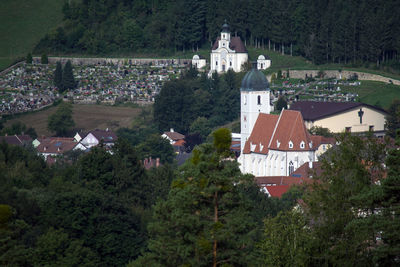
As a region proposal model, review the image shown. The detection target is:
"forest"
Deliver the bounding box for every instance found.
[35,0,400,68]
[1,125,399,266]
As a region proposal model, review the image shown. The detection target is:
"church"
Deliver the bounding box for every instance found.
[237,69,329,177]
[210,23,248,73]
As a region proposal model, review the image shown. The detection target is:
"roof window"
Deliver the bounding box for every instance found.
[289,141,293,149]
[300,141,305,149]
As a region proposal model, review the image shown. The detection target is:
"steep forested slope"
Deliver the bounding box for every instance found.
[35,0,400,67]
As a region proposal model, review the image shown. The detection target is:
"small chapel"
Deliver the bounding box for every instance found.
[210,22,248,73]
[237,68,330,177]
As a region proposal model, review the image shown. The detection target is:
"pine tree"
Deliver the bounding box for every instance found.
[26,53,32,64]
[41,54,48,64]
[54,61,63,91]
[62,60,76,90]
[132,129,261,266]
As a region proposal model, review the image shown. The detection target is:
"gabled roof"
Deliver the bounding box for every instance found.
[243,114,279,154]
[90,130,117,143]
[265,185,290,198]
[291,161,323,178]
[36,137,77,154]
[173,139,186,147]
[310,135,336,148]
[290,101,387,121]
[212,36,248,53]
[269,110,312,151]
[0,135,32,146]
[243,110,313,153]
[163,131,185,141]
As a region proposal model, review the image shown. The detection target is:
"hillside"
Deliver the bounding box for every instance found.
[0,0,63,71]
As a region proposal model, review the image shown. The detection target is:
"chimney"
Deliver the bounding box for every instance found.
[156,158,160,167]
[309,161,313,169]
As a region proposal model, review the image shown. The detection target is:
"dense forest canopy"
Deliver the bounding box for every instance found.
[35,0,400,67]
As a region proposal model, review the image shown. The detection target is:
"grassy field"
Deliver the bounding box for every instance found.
[340,81,400,108]
[4,104,141,137]
[0,0,64,71]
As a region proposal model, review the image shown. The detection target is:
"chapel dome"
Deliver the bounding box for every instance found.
[222,22,230,33]
[240,68,269,91]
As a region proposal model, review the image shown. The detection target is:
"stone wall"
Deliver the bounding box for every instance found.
[32,57,191,66]
[280,69,400,85]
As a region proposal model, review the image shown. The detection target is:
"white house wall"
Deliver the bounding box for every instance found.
[81,133,99,148]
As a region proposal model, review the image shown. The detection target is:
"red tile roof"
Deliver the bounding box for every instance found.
[173,139,186,147]
[265,185,290,198]
[212,36,248,53]
[269,110,312,151]
[291,162,323,178]
[310,135,336,148]
[243,110,314,154]
[243,114,279,154]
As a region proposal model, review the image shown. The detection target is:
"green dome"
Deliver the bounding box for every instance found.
[240,69,269,91]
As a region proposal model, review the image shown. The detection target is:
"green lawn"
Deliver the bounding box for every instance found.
[0,0,64,71]
[340,81,400,109]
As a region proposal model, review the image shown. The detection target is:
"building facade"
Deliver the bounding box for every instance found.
[210,23,248,73]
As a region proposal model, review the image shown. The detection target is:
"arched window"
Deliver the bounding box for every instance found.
[289,161,294,175]
[257,95,261,105]
[216,61,218,66]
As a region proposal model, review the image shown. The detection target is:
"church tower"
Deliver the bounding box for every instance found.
[240,68,271,152]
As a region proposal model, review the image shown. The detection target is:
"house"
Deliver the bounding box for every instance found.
[290,101,387,136]
[0,134,32,146]
[192,55,206,70]
[36,137,81,160]
[210,22,248,74]
[80,129,117,149]
[257,55,271,70]
[162,128,185,145]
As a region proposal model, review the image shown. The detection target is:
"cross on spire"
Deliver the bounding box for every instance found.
[358,108,364,124]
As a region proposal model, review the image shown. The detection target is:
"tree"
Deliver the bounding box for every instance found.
[47,102,75,136]
[26,53,32,64]
[261,210,311,266]
[385,98,400,138]
[135,134,175,164]
[62,60,76,90]
[189,117,211,140]
[132,129,261,266]
[54,61,63,91]
[309,126,333,137]
[276,96,287,111]
[41,53,48,64]
[303,134,386,266]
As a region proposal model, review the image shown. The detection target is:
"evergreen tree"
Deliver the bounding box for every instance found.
[385,99,400,138]
[41,53,48,64]
[276,96,287,111]
[62,60,76,90]
[132,129,261,266]
[26,53,32,64]
[54,61,63,91]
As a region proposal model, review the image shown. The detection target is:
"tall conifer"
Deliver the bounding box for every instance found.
[54,61,63,91]
[62,60,76,90]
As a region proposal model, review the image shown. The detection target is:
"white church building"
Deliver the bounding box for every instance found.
[238,69,325,177]
[210,23,248,73]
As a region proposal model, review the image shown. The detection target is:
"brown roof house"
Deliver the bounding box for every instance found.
[290,101,387,136]
[36,137,81,161]
[162,128,185,145]
[0,134,32,146]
